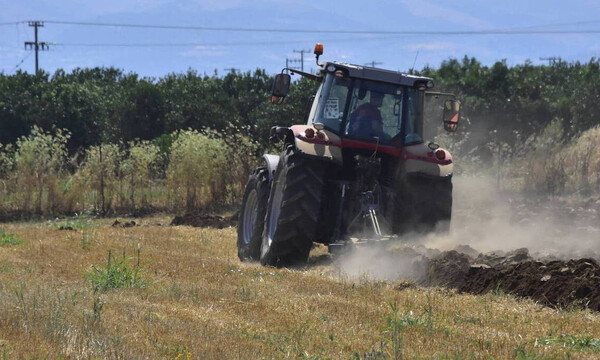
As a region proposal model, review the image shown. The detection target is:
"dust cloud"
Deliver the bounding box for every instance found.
[335,175,600,281]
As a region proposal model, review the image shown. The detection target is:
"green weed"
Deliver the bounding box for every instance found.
[0,229,22,246]
[535,334,600,351]
[353,342,388,359]
[80,231,93,251]
[514,346,542,360]
[52,217,94,230]
[86,247,148,292]
[453,315,481,325]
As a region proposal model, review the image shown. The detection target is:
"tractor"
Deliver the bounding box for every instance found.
[238,44,460,266]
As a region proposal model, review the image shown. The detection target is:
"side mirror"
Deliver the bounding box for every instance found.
[271,73,291,104]
[443,99,460,132]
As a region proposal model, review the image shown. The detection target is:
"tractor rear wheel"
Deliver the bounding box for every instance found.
[237,168,270,261]
[260,147,326,266]
[393,176,452,233]
[416,177,452,231]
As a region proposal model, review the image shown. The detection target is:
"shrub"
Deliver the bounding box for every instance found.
[565,126,600,194]
[219,126,259,205]
[76,144,123,213]
[120,140,161,209]
[13,127,70,215]
[167,129,229,212]
[520,122,600,195]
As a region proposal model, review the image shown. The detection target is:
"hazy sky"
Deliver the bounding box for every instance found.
[2,0,600,77]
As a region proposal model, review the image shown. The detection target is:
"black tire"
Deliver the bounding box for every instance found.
[260,147,326,267]
[393,175,452,233]
[237,168,270,261]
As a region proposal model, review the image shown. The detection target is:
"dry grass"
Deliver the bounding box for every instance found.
[0,217,599,359]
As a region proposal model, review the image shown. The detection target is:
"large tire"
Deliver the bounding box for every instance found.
[260,147,326,266]
[393,175,452,233]
[237,168,270,261]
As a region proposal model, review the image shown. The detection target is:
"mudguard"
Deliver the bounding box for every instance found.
[401,143,453,178]
[289,125,343,163]
[263,154,280,182]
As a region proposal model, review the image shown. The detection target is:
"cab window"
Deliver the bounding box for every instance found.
[312,74,350,133]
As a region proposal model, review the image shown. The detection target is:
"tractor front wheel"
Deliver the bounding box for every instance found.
[237,168,270,261]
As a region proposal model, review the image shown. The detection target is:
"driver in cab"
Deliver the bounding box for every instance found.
[348,91,390,141]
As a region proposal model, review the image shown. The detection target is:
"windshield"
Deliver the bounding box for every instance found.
[311,73,424,145]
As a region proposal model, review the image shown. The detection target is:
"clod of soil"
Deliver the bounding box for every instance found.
[112,220,137,228]
[420,250,472,289]
[170,214,236,228]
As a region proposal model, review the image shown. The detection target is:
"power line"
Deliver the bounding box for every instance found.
[38,19,600,35]
[54,41,327,47]
[14,51,33,70]
[0,21,24,26]
[50,34,405,48]
[4,19,600,34]
[505,20,600,31]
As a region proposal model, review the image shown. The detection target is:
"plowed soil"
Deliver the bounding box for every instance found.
[419,248,600,311]
[170,213,237,228]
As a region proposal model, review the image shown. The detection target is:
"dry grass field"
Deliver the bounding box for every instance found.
[0,216,599,359]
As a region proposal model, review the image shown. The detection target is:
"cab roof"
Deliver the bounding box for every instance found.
[322,61,434,88]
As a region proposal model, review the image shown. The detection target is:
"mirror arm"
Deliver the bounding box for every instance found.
[425,91,456,99]
[281,67,322,82]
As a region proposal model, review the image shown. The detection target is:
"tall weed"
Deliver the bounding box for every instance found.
[120,140,161,209]
[13,126,70,215]
[76,144,123,213]
[86,248,148,292]
[167,129,228,212]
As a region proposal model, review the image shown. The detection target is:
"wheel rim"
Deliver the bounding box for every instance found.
[242,189,258,245]
[266,175,284,248]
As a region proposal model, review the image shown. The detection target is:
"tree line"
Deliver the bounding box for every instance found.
[420,57,600,156]
[2,58,600,154]
[0,57,599,217]
[0,68,318,152]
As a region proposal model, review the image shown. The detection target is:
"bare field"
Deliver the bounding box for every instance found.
[0,216,599,359]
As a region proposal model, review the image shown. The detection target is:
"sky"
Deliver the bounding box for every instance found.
[2,0,600,78]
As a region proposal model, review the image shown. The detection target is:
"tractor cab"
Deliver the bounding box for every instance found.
[307,65,430,146]
[271,44,460,151]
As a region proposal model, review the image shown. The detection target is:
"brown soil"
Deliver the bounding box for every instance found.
[170,213,237,228]
[419,248,600,311]
[112,219,137,228]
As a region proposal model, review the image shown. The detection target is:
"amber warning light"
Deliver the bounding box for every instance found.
[314,43,324,64]
[314,43,324,56]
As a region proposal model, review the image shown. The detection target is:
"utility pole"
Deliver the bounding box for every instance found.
[293,49,311,72]
[24,21,49,74]
[286,58,302,71]
[365,61,382,68]
[540,57,561,66]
